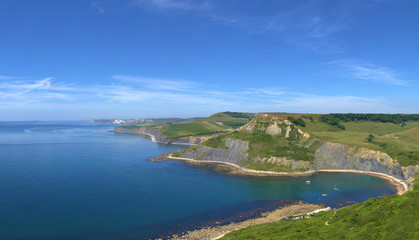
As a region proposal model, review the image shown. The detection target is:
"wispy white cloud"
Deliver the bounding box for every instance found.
[209,14,238,26]
[113,75,199,91]
[135,0,211,11]
[90,2,105,14]
[0,77,77,99]
[264,3,347,39]
[1,76,416,115]
[99,87,233,105]
[327,59,408,86]
[127,0,410,55]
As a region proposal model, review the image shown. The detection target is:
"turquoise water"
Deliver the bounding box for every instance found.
[0,122,396,239]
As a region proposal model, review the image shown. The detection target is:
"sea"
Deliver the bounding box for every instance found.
[0,121,396,239]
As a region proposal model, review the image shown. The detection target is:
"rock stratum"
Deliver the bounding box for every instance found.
[180,138,249,166]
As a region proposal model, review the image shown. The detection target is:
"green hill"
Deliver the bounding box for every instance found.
[199,113,419,167]
[120,112,255,140]
[221,174,419,240]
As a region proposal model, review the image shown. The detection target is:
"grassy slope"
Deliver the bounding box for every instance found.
[221,174,419,240]
[159,112,255,140]
[300,120,419,166]
[121,112,256,140]
[159,121,227,140]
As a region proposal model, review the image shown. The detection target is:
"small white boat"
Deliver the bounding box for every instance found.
[305,180,311,184]
[334,184,339,191]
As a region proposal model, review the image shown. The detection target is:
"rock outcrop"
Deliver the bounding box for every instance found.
[180,139,249,166]
[241,118,310,139]
[114,127,210,145]
[312,142,407,180]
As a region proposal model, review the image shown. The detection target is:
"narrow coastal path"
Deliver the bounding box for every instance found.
[325,211,337,226]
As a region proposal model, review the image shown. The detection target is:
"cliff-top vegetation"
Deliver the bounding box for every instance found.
[298,115,419,166]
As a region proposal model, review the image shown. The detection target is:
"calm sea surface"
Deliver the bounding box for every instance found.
[0,122,396,239]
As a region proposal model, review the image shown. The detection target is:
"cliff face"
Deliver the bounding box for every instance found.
[114,127,209,145]
[172,113,419,182]
[180,139,249,166]
[178,138,415,181]
[313,142,407,180]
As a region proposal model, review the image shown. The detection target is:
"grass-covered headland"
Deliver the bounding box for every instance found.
[196,112,419,167]
[120,111,255,140]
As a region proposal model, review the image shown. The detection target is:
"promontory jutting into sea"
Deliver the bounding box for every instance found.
[1,112,417,239]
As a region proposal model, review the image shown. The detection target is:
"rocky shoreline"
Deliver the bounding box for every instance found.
[160,202,325,240]
[148,154,408,240]
[154,155,315,178]
[155,154,408,195]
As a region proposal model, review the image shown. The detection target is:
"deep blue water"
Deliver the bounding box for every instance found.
[0,122,396,239]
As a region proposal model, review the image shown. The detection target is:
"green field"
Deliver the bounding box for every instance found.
[221,174,419,240]
[159,121,227,140]
[121,112,255,140]
[158,112,255,139]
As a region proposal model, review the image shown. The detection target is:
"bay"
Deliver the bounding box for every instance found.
[0,122,395,239]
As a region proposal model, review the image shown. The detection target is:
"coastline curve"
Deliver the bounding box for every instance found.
[162,155,408,195]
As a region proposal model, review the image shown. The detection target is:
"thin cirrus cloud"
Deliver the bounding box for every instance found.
[327,60,408,86]
[90,2,105,14]
[1,75,413,115]
[0,78,75,101]
[264,2,347,39]
[132,0,349,53]
[113,75,199,91]
[135,0,211,11]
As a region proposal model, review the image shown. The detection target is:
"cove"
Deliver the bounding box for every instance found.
[0,122,396,240]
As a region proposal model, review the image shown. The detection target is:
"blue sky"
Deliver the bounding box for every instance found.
[0,0,418,120]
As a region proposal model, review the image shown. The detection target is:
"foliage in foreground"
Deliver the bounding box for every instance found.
[221,175,419,240]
